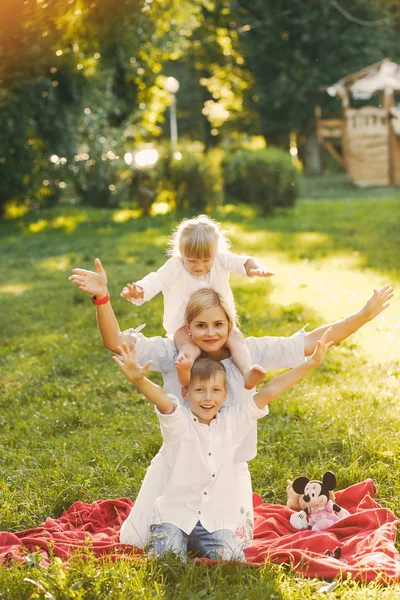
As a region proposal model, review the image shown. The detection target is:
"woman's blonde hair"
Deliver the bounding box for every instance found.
[185,288,235,332]
[167,214,230,259]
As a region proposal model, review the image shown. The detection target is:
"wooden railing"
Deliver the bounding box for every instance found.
[317,118,345,166]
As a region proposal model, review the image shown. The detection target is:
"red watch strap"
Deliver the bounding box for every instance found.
[91,293,110,305]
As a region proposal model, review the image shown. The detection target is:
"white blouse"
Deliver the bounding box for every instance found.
[129,252,250,336]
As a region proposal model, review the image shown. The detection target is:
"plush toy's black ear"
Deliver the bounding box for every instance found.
[292,476,309,495]
[322,471,336,491]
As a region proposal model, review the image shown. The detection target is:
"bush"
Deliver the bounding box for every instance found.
[222,147,299,214]
[168,151,222,214]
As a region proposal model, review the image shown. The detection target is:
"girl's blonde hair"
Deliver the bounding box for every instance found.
[185,288,234,332]
[167,214,230,259]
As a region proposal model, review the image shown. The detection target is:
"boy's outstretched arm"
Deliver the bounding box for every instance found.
[254,329,333,409]
[304,284,393,355]
[113,343,174,414]
[244,257,274,277]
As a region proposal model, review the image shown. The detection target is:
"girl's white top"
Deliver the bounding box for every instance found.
[118,328,306,548]
[130,252,250,335]
[153,396,268,536]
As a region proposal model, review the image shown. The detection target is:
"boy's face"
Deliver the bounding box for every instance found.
[182,374,227,425]
[182,255,215,277]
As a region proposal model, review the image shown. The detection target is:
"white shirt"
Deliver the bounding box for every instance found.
[130,252,249,335]
[123,329,306,462]
[119,329,306,547]
[153,396,268,535]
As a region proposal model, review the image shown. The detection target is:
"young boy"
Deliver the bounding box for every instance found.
[113,330,333,562]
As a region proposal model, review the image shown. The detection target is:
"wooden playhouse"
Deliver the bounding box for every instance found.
[317,59,400,186]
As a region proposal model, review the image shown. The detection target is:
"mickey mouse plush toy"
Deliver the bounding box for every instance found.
[289,471,350,531]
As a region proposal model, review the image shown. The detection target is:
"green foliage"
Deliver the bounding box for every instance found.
[167,150,222,214]
[178,0,255,145]
[236,0,396,134]
[0,0,202,214]
[222,148,299,214]
[1,0,398,212]
[373,0,400,36]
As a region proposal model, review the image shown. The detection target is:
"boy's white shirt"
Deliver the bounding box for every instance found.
[118,327,307,548]
[120,329,307,463]
[152,395,268,536]
[130,252,250,336]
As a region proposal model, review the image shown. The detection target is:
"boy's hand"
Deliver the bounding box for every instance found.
[69,258,108,298]
[309,328,334,366]
[120,282,145,301]
[112,342,152,383]
[360,284,393,322]
[247,266,274,277]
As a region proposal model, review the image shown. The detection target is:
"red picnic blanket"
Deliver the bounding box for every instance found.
[0,498,137,566]
[1,479,399,583]
[247,479,400,583]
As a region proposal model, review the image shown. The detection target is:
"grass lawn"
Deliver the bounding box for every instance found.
[1,176,400,598]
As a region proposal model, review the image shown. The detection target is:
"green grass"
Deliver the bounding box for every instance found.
[1,176,400,598]
[300,173,400,201]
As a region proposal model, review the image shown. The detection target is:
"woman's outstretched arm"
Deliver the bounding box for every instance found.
[69,257,123,353]
[304,284,393,356]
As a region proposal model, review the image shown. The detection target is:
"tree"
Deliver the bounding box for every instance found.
[159,0,255,149]
[0,0,201,212]
[234,0,395,173]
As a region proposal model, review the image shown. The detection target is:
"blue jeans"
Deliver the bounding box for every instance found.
[146,521,246,562]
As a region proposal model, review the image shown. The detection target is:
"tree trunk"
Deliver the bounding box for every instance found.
[301,118,322,175]
[262,132,289,150]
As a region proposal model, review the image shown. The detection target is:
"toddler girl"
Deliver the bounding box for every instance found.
[120,214,274,388]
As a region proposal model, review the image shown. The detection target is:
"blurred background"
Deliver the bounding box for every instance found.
[0,0,399,219]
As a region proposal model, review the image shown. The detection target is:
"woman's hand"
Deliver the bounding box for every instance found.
[112,342,152,384]
[69,258,108,298]
[360,284,393,322]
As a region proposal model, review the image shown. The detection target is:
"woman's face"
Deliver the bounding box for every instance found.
[187,305,230,356]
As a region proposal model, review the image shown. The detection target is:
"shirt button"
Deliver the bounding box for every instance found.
[212,474,215,478]
[208,452,211,456]
[198,510,201,515]
[193,418,197,422]
[204,491,207,495]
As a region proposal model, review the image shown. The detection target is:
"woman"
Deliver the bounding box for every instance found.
[69,258,392,547]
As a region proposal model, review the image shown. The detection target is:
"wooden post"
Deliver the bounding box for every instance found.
[384,89,395,184]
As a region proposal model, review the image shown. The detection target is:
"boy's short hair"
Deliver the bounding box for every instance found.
[189,357,227,386]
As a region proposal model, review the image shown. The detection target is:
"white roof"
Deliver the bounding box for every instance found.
[327,60,400,101]
[350,61,400,99]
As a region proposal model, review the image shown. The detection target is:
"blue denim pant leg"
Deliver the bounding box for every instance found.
[188,522,246,562]
[146,523,188,561]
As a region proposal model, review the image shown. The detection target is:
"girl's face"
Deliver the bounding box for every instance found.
[182,255,214,277]
[187,305,230,357]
